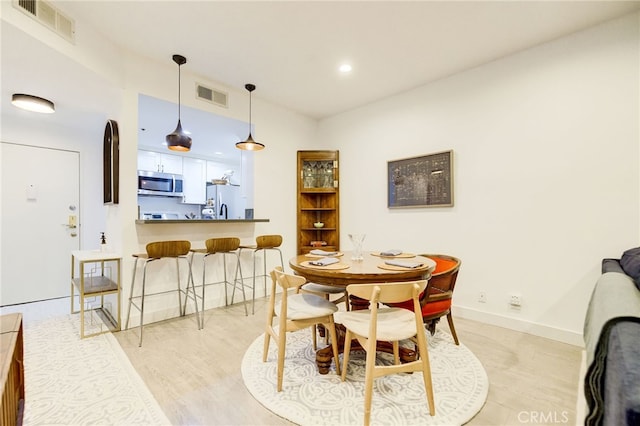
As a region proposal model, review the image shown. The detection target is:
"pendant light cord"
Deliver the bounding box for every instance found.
[177,63,181,121]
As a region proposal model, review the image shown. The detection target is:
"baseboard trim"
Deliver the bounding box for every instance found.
[454,306,584,346]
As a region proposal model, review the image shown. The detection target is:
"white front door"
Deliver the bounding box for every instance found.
[1,143,80,305]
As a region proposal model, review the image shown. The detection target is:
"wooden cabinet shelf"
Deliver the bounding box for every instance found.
[297,151,339,254]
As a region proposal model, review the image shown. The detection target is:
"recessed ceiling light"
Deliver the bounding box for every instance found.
[339,63,352,73]
[11,93,55,113]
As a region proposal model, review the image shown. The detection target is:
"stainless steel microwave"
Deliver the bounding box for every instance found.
[137,170,184,197]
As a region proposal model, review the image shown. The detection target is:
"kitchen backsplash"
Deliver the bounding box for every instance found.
[138,196,201,219]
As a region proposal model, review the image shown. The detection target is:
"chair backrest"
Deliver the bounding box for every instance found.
[346,280,427,307]
[346,281,428,340]
[271,266,305,291]
[205,237,240,253]
[146,240,191,258]
[420,254,461,295]
[268,267,306,320]
[256,234,283,249]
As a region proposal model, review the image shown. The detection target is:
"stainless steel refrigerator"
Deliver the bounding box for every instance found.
[206,183,243,219]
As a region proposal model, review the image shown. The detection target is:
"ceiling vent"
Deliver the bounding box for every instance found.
[196,83,228,108]
[13,0,75,42]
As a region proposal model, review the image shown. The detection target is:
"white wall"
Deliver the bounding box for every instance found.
[0,86,114,253]
[318,13,640,345]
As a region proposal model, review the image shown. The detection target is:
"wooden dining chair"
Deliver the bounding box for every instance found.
[386,254,461,345]
[263,267,341,392]
[337,280,435,426]
[419,254,461,344]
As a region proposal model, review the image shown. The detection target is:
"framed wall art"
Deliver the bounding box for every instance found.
[387,150,453,208]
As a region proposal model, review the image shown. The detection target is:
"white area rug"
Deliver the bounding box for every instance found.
[22,314,171,425]
[242,329,488,426]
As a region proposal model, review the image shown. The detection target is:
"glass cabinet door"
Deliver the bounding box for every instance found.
[302,160,336,189]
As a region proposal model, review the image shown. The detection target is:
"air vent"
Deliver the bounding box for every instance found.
[196,83,228,108]
[14,0,75,42]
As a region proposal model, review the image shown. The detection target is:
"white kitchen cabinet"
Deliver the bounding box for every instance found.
[206,161,224,183]
[137,150,183,174]
[182,157,206,204]
[207,160,240,185]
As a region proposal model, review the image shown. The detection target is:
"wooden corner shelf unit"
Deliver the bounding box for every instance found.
[297,150,339,254]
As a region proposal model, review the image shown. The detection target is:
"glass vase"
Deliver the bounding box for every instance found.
[349,234,366,261]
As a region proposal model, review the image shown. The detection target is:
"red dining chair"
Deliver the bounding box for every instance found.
[387,254,461,345]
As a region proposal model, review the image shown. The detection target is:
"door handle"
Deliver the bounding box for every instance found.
[62,224,77,229]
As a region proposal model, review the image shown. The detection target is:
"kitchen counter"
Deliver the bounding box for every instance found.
[135,218,269,224]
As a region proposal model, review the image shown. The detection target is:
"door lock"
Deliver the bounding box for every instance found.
[63,215,77,229]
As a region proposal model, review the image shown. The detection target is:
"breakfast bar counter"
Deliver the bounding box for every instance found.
[135,219,269,224]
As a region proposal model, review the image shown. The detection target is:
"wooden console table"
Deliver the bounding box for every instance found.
[71,250,122,338]
[1,313,24,426]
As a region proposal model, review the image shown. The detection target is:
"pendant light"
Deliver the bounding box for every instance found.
[166,54,192,152]
[236,83,265,151]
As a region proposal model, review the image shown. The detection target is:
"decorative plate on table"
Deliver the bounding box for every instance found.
[304,252,344,258]
[371,251,416,258]
[301,261,350,270]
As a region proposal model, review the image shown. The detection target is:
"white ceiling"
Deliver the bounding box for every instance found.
[53,0,640,119]
[2,1,639,160]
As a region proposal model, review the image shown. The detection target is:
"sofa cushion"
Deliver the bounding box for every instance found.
[620,247,640,289]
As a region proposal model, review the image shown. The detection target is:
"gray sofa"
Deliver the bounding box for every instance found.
[583,257,640,425]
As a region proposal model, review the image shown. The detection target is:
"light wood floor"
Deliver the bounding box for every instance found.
[115,298,583,425]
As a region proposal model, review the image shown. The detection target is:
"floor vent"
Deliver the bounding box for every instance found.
[14,0,75,43]
[196,83,228,108]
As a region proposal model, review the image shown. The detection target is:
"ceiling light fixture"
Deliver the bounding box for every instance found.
[236,83,264,151]
[166,54,192,152]
[339,63,352,73]
[11,93,55,113]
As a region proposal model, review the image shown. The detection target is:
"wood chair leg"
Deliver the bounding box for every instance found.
[262,332,270,363]
[415,328,436,416]
[311,325,317,350]
[392,340,400,365]
[327,319,341,375]
[363,336,377,426]
[277,333,286,392]
[341,330,352,381]
[446,313,459,345]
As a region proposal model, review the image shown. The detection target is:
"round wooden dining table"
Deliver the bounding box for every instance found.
[289,251,436,373]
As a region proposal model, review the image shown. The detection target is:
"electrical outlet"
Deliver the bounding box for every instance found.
[510,294,522,307]
[478,292,487,303]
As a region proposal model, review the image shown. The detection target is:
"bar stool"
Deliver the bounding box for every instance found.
[125,240,200,346]
[188,237,248,325]
[239,234,285,314]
